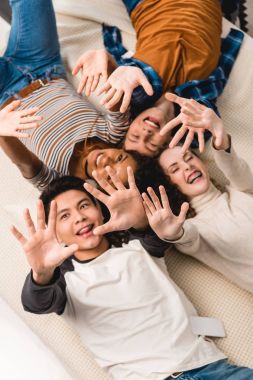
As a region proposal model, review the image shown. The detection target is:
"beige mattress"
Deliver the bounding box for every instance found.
[0,1,253,379]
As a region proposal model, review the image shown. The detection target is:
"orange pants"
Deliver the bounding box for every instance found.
[132,0,222,90]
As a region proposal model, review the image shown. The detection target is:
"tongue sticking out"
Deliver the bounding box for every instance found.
[77,225,93,236]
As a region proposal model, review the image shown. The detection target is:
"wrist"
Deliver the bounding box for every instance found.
[132,214,149,230]
[32,268,55,285]
[163,227,184,242]
[107,53,118,74]
[213,133,230,151]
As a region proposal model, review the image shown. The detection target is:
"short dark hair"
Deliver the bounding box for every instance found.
[40,176,128,247]
[40,176,96,223]
[126,151,188,216]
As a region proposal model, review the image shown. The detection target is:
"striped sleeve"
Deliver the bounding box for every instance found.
[18,79,130,175]
[105,109,131,143]
[25,163,60,191]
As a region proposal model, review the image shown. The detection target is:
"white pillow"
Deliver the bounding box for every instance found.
[0,297,73,380]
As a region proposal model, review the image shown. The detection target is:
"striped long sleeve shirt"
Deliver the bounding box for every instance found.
[19,79,130,189]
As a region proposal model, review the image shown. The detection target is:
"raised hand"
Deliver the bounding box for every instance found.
[97,66,153,113]
[72,49,113,96]
[83,166,147,234]
[11,200,78,285]
[0,100,42,138]
[160,93,228,153]
[142,186,189,241]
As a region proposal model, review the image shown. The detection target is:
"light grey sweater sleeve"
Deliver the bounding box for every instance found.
[162,221,200,255]
[212,139,253,195]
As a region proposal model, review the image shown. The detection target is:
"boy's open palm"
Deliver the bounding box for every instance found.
[84,166,146,234]
[11,200,78,284]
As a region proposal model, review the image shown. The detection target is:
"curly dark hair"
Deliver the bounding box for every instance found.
[126,150,188,216]
[40,176,128,247]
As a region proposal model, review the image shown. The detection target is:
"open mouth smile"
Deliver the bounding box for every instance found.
[187,171,203,184]
[143,117,161,129]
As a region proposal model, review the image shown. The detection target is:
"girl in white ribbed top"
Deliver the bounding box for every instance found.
[142,94,253,293]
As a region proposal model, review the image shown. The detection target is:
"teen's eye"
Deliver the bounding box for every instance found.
[80,203,89,209]
[148,143,158,152]
[60,213,69,220]
[185,155,193,161]
[149,142,158,149]
[171,168,179,174]
[116,154,123,162]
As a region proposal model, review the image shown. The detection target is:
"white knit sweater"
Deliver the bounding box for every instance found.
[175,141,253,293]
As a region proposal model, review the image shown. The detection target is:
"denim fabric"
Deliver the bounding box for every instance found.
[121,0,143,14]
[0,0,66,105]
[166,360,253,380]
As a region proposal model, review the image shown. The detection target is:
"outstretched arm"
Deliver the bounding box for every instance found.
[0,100,43,178]
[142,185,200,253]
[212,140,253,195]
[12,200,78,314]
[21,267,67,315]
[160,93,229,153]
[0,100,42,137]
[11,200,78,285]
[0,134,44,179]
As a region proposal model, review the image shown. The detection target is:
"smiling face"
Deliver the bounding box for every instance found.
[159,147,210,199]
[124,95,175,156]
[55,190,108,260]
[85,148,138,184]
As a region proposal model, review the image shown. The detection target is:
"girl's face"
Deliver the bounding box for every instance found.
[159,147,210,199]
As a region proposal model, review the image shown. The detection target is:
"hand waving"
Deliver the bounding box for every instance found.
[72,49,111,96]
[0,100,42,138]
[97,66,153,113]
[11,200,78,284]
[142,186,189,241]
[160,93,226,153]
[83,166,147,234]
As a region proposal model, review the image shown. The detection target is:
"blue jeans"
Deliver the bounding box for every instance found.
[0,0,66,105]
[166,360,253,380]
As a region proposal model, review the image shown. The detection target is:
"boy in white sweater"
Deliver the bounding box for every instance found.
[12,170,253,379]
